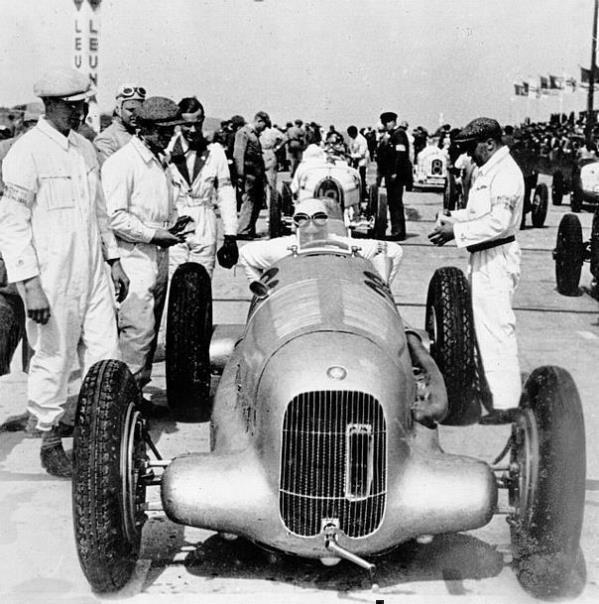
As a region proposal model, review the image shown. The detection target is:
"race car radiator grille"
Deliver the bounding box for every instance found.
[280,391,386,538]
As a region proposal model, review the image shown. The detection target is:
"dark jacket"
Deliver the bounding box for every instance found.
[233,124,265,179]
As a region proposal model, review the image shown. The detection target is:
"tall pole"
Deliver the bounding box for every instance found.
[586,0,598,144]
[73,0,102,133]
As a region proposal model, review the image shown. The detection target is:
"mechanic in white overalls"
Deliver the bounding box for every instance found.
[0,67,129,477]
[102,97,184,418]
[429,117,524,423]
[167,97,238,277]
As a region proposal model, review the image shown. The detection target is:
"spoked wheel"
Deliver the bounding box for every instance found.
[531,183,548,228]
[0,292,24,376]
[551,170,563,205]
[269,190,283,239]
[507,366,586,599]
[553,214,584,296]
[425,266,491,425]
[166,262,213,421]
[73,359,148,592]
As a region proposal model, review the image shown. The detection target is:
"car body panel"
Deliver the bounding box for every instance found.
[414,147,448,189]
[161,248,498,561]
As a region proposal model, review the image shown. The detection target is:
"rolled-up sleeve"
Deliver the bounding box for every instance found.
[238,237,292,282]
[0,145,40,282]
[101,155,156,243]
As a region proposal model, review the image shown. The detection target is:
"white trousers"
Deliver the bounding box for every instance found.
[117,241,168,388]
[24,269,120,431]
[468,245,522,410]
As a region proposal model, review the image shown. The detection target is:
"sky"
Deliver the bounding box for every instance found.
[0,0,596,130]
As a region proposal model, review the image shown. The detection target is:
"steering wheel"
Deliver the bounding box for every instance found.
[300,239,350,251]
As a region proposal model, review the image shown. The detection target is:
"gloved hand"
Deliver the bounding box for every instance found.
[217,235,239,269]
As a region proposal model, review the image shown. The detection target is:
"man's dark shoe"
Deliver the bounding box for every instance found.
[56,422,74,437]
[1,412,30,432]
[40,442,72,478]
[479,408,521,425]
[387,233,406,242]
[236,233,259,241]
[138,397,169,419]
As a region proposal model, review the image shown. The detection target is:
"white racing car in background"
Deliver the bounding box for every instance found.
[413,143,448,190]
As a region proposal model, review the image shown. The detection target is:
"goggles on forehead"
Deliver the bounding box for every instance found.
[292,211,329,227]
[116,85,147,100]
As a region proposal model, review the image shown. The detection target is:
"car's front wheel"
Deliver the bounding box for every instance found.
[509,366,586,599]
[73,359,147,592]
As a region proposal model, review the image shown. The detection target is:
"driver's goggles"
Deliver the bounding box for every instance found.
[292,211,329,227]
[117,85,147,99]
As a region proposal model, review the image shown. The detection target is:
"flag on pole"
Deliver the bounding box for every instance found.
[580,66,593,87]
[540,75,549,94]
[514,82,527,96]
[549,75,564,90]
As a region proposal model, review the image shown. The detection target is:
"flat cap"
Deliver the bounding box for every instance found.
[230,114,246,127]
[380,111,398,123]
[455,117,503,143]
[33,67,92,100]
[137,96,183,125]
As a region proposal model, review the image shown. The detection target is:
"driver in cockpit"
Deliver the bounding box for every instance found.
[238,197,403,283]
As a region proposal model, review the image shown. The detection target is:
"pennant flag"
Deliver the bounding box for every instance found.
[514,83,527,96]
[523,81,530,96]
[549,75,564,90]
[581,66,593,87]
[540,75,549,90]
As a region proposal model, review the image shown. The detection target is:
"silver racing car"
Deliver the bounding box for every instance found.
[72,234,586,599]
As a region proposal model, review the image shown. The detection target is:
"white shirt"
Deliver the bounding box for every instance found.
[349,134,370,167]
[0,117,119,284]
[102,136,177,243]
[452,146,524,248]
[239,233,403,283]
[167,134,237,236]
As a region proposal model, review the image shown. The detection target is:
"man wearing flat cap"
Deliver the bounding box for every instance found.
[429,117,525,424]
[0,67,130,476]
[377,111,412,240]
[102,96,185,418]
[94,82,146,165]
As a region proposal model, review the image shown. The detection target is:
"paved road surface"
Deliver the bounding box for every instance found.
[1,178,598,603]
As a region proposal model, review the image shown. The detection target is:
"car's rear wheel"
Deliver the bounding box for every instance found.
[281,181,294,216]
[73,359,147,593]
[368,185,388,238]
[166,262,212,421]
[571,178,583,212]
[531,183,548,228]
[425,267,490,425]
[551,170,563,205]
[509,366,586,599]
[553,214,583,296]
[269,190,282,239]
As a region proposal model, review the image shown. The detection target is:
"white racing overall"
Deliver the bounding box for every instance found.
[168,136,237,277]
[0,118,121,430]
[451,146,524,410]
[102,136,176,387]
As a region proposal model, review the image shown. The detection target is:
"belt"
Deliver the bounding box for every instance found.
[467,235,515,253]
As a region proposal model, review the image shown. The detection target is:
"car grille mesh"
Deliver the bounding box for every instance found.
[280,391,386,537]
